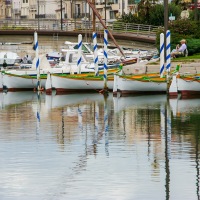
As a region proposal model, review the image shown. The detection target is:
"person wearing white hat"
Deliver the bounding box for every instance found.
[171,39,187,58]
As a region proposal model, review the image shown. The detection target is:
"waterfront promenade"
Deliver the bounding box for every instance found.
[0,29,156,44]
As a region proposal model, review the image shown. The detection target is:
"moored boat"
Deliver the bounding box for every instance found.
[0,51,21,67]
[46,68,118,94]
[113,63,178,96]
[177,74,200,98]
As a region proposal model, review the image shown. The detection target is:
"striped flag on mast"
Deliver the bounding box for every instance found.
[34,31,40,91]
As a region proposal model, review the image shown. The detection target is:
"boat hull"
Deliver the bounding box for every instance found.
[51,75,114,94]
[116,76,167,95]
[3,74,46,91]
[177,77,200,97]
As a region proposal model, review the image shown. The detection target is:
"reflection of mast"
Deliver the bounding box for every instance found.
[165,100,170,200]
[77,106,83,131]
[61,108,64,144]
[104,94,109,156]
[195,128,200,199]
[147,108,151,159]
[36,92,41,137]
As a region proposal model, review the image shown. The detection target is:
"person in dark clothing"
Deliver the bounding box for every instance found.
[3,60,7,69]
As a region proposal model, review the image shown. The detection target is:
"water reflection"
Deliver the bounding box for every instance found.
[0,92,200,199]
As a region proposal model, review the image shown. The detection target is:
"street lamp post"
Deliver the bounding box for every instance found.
[164,0,168,61]
[61,0,63,30]
[70,0,73,18]
[75,0,76,29]
[37,0,40,30]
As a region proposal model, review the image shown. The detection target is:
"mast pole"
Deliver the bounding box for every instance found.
[87,0,125,58]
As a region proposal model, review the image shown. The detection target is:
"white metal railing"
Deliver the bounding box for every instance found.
[0,19,159,38]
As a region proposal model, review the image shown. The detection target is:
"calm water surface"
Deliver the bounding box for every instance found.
[0,91,199,200]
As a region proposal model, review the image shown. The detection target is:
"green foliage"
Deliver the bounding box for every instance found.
[120,2,181,26]
[121,12,141,23]
[186,39,200,55]
[188,9,200,20]
[168,19,198,36]
[149,4,164,26]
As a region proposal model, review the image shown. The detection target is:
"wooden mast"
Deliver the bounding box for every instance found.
[87,0,125,57]
[92,0,96,32]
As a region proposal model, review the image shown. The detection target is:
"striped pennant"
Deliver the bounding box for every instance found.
[160,33,165,77]
[77,34,82,74]
[166,30,171,72]
[93,32,99,76]
[103,30,108,82]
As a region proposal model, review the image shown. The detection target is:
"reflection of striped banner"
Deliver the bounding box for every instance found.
[77,34,82,74]
[34,31,40,91]
[77,107,83,130]
[166,30,171,73]
[167,103,171,159]
[103,30,108,88]
[93,32,99,76]
[160,33,164,78]
[36,91,41,135]
[104,98,109,147]
[95,101,99,132]
[160,104,165,136]
[37,110,40,122]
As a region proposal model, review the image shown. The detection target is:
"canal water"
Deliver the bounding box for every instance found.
[0,35,157,58]
[0,91,199,200]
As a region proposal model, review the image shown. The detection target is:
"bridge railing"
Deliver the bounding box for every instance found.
[0,19,159,38]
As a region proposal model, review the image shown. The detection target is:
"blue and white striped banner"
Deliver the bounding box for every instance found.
[34,31,40,91]
[160,33,165,78]
[166,30,171,72]
[93,32,99,76]
[77,34,82,74]
[103,30,108,88]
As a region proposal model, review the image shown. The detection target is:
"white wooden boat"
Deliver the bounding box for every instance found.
[177,75,200,97]
[114,75,167,95]
[113,64,178,96]
[2,50,97,91]
[47,71,115,94]
[0,51,21,66]
[64,41,138,65]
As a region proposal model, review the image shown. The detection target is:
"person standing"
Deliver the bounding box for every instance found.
[2,60,7,69]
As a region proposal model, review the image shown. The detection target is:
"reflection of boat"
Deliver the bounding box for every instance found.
[0,91,38,108]
[170,97,200,117]
[113,94,167,113]
[45,92,112,109]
